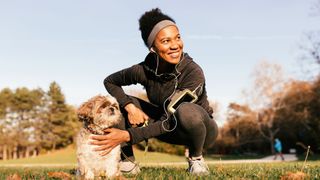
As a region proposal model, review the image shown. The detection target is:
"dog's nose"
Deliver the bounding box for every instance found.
[109,107,115,115]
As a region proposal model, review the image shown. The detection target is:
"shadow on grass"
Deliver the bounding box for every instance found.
[297,153,320,161]
[205,154,266,160]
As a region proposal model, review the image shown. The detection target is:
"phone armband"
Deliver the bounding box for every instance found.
[167,89,198,114]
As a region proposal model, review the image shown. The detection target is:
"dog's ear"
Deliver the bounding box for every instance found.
[77,101,94,122]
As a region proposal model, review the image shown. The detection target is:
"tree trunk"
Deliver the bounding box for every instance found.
[3,145,7,160]
[13,146,18,159]
[8,147,12,159]
[25,146,30,158]
[270,137,275,154]
[19,149,24,159]
[52,143,56,151]
[32,149,37,157]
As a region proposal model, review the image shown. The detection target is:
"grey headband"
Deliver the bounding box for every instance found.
[147,20,176,49]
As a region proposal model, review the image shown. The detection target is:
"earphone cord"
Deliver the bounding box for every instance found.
[161,81,202,132]
[161,75,178,132]
[153,52,184,132]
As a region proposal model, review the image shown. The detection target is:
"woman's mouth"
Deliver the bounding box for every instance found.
[169,51,180,58]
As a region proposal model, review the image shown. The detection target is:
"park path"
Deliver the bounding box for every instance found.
[0,154,298,167]
[140,154,298,167]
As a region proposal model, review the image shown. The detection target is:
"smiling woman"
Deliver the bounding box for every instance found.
[89,8,219,176]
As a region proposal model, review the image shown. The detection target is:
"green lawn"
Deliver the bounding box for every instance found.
[0,146,267,166]
[1,162,320,179]
[1,147,320,179]
[0,146,186,165]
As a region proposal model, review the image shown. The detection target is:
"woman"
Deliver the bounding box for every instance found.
[90,8,218,175]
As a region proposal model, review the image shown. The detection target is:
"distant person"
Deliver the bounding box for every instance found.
[273,138,285,161]
[89,8,218,176]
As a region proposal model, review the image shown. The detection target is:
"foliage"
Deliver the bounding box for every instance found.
[42,82,80,150]
[0,82,79,160]
[210,103,267,154]
[216,58,320,155]
[136,139,186,156]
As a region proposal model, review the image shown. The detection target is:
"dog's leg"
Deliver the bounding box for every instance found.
[85,168,95,180]
[105,145,121,178]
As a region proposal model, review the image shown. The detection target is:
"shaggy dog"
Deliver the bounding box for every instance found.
[76,95,122,179]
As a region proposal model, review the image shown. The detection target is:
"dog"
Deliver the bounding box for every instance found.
[76,95,122,179]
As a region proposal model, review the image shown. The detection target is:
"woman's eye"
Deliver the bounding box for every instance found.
[162,40,169,44]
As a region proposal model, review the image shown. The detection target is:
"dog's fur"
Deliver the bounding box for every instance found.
[76,95,122,179]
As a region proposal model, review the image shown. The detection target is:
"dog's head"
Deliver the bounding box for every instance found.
[77,95,122,130]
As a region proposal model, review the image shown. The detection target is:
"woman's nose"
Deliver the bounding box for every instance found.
[170,41,179,49]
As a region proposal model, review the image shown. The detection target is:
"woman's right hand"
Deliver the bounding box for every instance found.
[124,103,149,127]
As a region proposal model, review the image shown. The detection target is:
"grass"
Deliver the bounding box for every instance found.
[0,146,186,165]
[1,162,320,179]
[1,147,320,179]
[0,146,265,165]
[0,146,77,165]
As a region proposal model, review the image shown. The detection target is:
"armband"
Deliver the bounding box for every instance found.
[167,89,198,114]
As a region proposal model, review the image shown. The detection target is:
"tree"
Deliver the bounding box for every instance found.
[309,77,320,152]
[3,87,44,159]
[224,103,264,153]
[0,88,13,160]
[243,61,289,154]
[298,0,320,79]
[43,82,79,150]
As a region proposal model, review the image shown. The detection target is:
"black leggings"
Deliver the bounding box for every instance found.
[120,97,218,159]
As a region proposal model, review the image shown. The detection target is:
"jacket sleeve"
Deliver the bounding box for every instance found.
[126,115,171,144]
[104,64,146,108]
[179,62,205,96]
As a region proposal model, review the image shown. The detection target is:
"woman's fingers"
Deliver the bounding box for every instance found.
[88,128,127,156]
[127,107,149,126]
[99,148,112,156]
[90,139,108,145]
[93,144,110,151]
[90,134,107,141]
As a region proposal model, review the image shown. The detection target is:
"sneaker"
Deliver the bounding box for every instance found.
[119,160,141,175]
[187,156,209,176]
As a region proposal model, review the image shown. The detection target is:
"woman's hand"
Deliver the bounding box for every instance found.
[90,128,130,156]
[125,103,149,126]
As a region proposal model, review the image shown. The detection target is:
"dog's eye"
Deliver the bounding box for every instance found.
[100,104,107,109]
[111,103,119,110]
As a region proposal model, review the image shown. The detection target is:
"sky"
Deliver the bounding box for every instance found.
[1,0,320,126]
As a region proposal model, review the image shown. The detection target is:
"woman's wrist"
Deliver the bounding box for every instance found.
[124,103,136,113]
[123,130,131,142]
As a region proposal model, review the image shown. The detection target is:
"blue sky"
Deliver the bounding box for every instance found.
[1,0,319,125]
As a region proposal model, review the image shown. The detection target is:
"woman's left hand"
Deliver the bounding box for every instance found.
[90,128,130,156]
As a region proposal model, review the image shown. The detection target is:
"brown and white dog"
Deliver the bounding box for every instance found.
[76,95,122,179]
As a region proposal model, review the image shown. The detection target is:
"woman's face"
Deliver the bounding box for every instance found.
[153,25,183,64]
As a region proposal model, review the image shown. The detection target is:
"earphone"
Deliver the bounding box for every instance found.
[150,47,156,53]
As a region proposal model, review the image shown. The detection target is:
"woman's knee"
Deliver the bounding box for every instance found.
[204,120,219,148]
[175,103,207,128]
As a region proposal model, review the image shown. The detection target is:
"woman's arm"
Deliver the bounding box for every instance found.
[104,64,146,108]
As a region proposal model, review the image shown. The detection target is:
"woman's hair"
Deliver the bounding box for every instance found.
[139,8,175,47]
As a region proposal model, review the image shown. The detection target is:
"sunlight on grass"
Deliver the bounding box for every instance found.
[0,146,77,165]
[0,146,186,165]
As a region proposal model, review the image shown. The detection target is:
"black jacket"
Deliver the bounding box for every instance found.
[104,52,213,144]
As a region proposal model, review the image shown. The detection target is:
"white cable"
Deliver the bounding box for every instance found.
[153,53,184,132]
[161,74,179,132]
